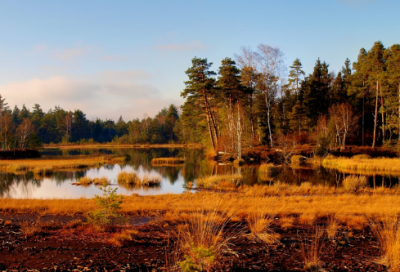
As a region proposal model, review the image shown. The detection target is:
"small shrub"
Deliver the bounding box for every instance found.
[93,176,110,185]
[342,175,368,193]
[177,244,216,272]
[87,185,128,226]
[291,155,308,166]
[141,174,162,186]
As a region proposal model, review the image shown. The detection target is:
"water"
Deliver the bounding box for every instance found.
[1,148,400,198]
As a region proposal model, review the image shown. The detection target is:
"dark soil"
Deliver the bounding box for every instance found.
[0,215,387,271]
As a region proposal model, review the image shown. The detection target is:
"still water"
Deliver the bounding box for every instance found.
[1,148,399,199]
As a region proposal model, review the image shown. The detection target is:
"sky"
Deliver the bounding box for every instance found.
[0,0,399,122]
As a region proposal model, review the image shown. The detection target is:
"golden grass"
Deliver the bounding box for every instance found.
[108,229,139,247]
[151,157,185,166]
[323,155,400,173]
[298,213,316,226]
[280,216,295,229]
[326,215,339,239]
[93,176,111,185]
[20,221,43,237]
[141,174,162,186]
[370,214,400,271]
[117,171,140,184]
[78,176,93,185]
[301,227,324,272]
[291,155,308,166]
[0,155,125,174]
[258,163,277,181]
[196,174,243,189]
[342,175,368,193]
[246,200,280,244]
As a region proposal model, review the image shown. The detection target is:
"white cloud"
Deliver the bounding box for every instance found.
[0,70,181,121]
[154,40,206,52]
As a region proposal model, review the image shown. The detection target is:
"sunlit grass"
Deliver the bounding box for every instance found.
[151,157,185,166]
[196,174,243,189]
[323,155,400,173]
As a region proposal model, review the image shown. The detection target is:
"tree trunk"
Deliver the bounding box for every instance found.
[249,94,255,147]
[203,92,216,150]
[203,90,218,150]
[398,82,400,136]
[264,91,274,148]
[372,81,379,148]
[237,103,242,159]
[362,96,364,146]
[381,87,385,141]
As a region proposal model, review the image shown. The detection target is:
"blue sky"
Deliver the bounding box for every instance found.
[0,0,399,121]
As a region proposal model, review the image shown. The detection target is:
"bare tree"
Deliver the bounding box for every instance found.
[254,44,285,148]
[16,118,33,149]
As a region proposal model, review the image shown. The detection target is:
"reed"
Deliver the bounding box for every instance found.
[326,215,339,240]
[117,171,140,184]
[301,227,324,272]
[151,157,185,166]
[196,174,243,189]
[323,155,400,173]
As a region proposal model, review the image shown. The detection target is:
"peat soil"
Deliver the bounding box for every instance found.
[0,215,387,271]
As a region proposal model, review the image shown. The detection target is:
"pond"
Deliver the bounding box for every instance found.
[1,148,400,198]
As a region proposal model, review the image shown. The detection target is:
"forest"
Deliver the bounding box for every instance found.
[1,41,399,154]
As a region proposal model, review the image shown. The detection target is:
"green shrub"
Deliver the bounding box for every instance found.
[178,243,216,272]
[87,185,128,226]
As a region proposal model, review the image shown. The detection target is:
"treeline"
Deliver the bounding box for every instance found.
[0,96,181,149]
[179,41,400,156]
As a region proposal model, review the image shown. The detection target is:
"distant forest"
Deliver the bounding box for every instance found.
[1,41,399,154]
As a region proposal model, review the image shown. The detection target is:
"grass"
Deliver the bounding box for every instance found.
[323,155,400,173]
[78,176,93,185]
[258,163,277,181]
[141,174,162,186]
[291,155,308,166]
[20,221,43,237]
[117,171,140,184]
[0,155,126,174]
[326,215,339,240]
[342,175,368,193]
[93,176,111,185]
[301,227,324,272]
[196,174,243,189]
[108,229,139,247]
[370,214,400,271]
[151,157,185,166]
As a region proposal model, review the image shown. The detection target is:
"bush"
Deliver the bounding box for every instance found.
[178,244,216,272]
[87,185,128,226]
[117,171,140,184]
[291,155,307,166]
[342,175,368,193]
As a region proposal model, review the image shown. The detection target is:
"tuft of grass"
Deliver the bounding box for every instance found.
[291,155,308,166]
[78,176,93,185]
[280,216,295,229]
[20,221,43,237]
[326,215,339,240]
[370,214,400,271]
[151,157,185,166]
[258,163,277,181]
[117,171,140,184]
[196,174,243,189]
[93,176,110,185]
[108,229,139,247]
[342,175,368,193]
[141,174,162,186]
[246,200,280,244]
[301,227,324,272]
[299,213,316,226]
[174,199,238,271]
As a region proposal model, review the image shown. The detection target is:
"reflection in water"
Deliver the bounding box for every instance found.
[1,148,400,199]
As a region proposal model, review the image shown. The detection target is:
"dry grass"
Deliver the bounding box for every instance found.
[93,176,111,185]
[258,164,277,181]
[299,213,317,226]
[370,214,400,271]
[323,155,400,173]
[117,171,140,184]
[78,176,93,185]
[173,199,239,271]
[280,216,295,229]
[326,215,339,240]
[141,174,162,186]
[151,157,185,166]
[342,175,368,193]
[246,200,280,244]
[20,221,43,237]
[301,227,324,272]
[196,174,243,189]
[291,155,308,166]
[108,229,139,247]
[0,155,125,174]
